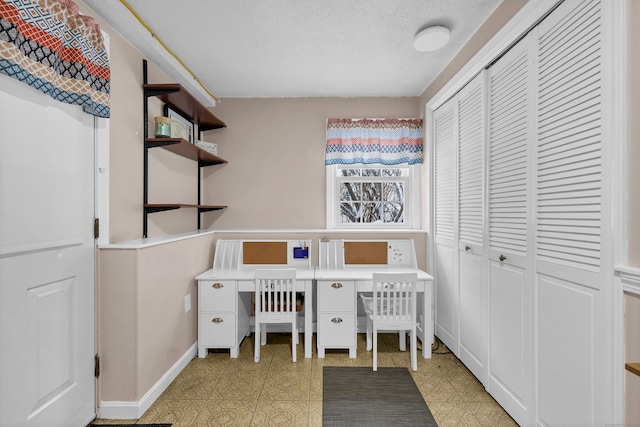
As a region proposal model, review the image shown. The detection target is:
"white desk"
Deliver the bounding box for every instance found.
[314,267,434,359]
[195,268,315,359]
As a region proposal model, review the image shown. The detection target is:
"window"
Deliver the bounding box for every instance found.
[325,118,423,229]
[326,164,420,229]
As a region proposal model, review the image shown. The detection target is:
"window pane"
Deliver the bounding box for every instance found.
[340,182,361,201]
[382,168,402,177]
[339,168,361,177]
[362,202,381,223]
[340,202,360,223]
[383,202,404,223]
[362,182,381,201]
[383,182,404,203]
[330,163,414,228]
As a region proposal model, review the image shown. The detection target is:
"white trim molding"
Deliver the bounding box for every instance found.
[603,0,628,425]
[97,343,197,420]
[616,266,640,296]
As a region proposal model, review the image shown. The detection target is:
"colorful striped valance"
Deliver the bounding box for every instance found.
[326,118,423,166]
[0,0,110,118]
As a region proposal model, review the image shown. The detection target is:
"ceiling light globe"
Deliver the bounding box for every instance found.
[413,26,451,52]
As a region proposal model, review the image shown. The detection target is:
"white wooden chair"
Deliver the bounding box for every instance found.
[254,269,298,362]
[361,272,419,371]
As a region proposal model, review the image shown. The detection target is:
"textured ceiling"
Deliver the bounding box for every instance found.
[84,0,502,99]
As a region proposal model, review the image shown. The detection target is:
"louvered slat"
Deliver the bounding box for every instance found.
[434,100,456,241]
[536,0,602,271]
[488,47,530,256]
[458,76,485,247]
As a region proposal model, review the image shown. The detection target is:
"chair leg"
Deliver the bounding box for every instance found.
[399,330,407,351]
[292,318,297,363]
[410,327,417,371]
[261,325,267,345]
[366,317,372,351]
[254,321,261,363]
[372,326,378,371]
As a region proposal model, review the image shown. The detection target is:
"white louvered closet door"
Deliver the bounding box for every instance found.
[486,33,535,427]
[434,98,456,247]
[534,1,604,425]
[457,71,487,385]
[433,97,458,352]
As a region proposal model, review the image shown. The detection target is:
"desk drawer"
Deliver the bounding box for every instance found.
[199,280,236,312]
[317,312,356,347]
[198,312,236,347]
[317,280,355,312]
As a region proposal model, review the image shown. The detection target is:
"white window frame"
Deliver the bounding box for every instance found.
[326,163,421,230]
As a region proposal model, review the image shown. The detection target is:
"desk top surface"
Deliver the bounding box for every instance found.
[196,267,432,281]
[196,268,315,281]
[315,267,433,281]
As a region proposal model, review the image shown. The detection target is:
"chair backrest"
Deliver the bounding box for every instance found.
[371,272,418,321]
[254,269,297,315]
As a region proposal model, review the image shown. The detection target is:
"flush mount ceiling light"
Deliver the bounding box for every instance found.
[413,25,451,52]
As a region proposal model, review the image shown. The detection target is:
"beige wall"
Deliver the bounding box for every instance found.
[81,0,214,406]
[86,0,526,244]
[200,97,420,230]
[102,58,421,240]
[80,1,176,243]
[84,1,423,243]
[142,96,421,238]
[625,292,640,424]
[626,2,640,424]
[98,234,216,401]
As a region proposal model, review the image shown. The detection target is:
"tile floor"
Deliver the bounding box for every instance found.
[92,333,517,427]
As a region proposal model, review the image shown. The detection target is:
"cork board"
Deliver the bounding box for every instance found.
[243,241,288,264]
[344,241,388,264]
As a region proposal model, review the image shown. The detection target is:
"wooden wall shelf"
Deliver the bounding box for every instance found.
[146,138,227,165]
[143,83,226,131]
[626,363,640,377]
[142,60,228,238]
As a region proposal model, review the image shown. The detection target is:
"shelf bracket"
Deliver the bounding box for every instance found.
[145,206,182,214]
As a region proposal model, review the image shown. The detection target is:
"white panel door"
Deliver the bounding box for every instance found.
[0,74,96,426]
[537,274,596,426]
[535,0,604,425]
[487,33,535,426]
[457,71,487,385]
[433,97,458,352]
[488,261,528,418]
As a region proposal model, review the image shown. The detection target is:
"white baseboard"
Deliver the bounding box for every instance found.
[97,342,197,420]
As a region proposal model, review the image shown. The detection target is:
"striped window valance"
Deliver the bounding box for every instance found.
[0,0,110,118]
[325,118,423,165]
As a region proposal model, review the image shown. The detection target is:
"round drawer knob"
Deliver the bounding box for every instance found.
[331,317,343,324]
[212,317,223,323]
[331,282,343,289]
[212,283,224,289]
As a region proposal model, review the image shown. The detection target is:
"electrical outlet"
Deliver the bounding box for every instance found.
[184,294,191,314]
